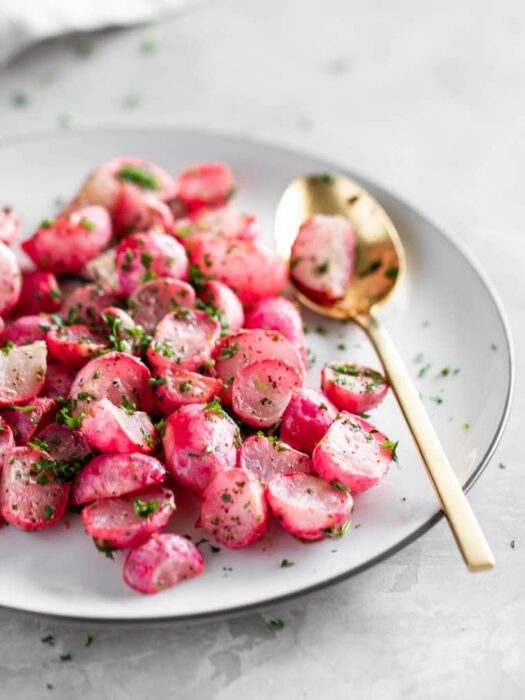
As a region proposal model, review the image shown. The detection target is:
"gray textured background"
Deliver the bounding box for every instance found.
[0,1,524,698]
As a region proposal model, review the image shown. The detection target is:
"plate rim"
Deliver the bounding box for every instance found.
[0,125,515,623]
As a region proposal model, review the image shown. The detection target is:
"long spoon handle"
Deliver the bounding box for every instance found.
[357,312,495,571]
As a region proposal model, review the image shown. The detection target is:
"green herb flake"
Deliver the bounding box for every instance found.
[499,463,506,470]
[7,403,36,413]
[80,217,96,230]
[59,653,72,662]
[511,539,517,549]
[41,634,55,646]
[218,342,240,360]
[43,505,55,521]
[280,559,295,568]
[11,91,29,108]
[204,396,227,418]
[117,165,159,190]
[314,260,330,275]
[269,618,286,631]
[132,498,158,519]
[121,395,137,415]
[149,376,168,388]
[84,635,93,647]
[311,173,334,184]
[323,520,351,538]
[330,480,350,493]
[385,266,399,280]
[221,492,232,503]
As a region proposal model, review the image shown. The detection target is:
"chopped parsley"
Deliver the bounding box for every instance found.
[269,618,286,631]
[314,260,330,275]
[280,559,295,568]
[7,403,36,413]
[117,165,159,190]
[322,520,351,538]
[121,396,137,415]
[132,498,158,519]
[149,376,168,388]
[311,173,334,184]
[330,480,350,493]
[218,342,240,360]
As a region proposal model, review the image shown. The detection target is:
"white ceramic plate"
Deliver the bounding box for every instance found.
[0,128,513,621]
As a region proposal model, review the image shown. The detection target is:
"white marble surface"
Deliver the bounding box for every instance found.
[0,0,524,697]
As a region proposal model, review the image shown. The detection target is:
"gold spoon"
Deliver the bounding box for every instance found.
[274,173,494,571]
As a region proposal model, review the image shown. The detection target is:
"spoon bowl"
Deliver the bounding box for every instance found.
[274,173,405,318]
[274,171,495,572]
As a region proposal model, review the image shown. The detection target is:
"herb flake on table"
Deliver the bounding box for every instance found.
[269,618,286,631]
[280,559,294,568]
[11,91,29,108]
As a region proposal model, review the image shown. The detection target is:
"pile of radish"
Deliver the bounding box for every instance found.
[0,158,396,595]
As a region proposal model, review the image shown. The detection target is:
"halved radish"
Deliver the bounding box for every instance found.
[116,230,189,296]
[238,434,313,483]
[16,271,62,316]
[174,204,257,242]
[69,351,154,415]
[34,423,92,471]
[321,362,388,414]
[0,205,21,245]
[197,280,244,333]
[2,314,56,346]
[153,368,222,416]
[266,472,353,540]
[0,241,21,316]
[290,214,355,303]
[22,206,112,274]
[123,532,205,594]
[189,235,287,306]
[46,324,107,368]
[147,309,220,374]
[280,388,337,454]
[177,162,235,210]
[72,453,166,505]
[213,329,305,404]
[0,446,70,531]
[244,297,307,365]
[0,417,15,470]
[42,362,77,399]
[2,397,57,444]
[232,358,302,428]
[162,401,239,494]
[200,468,268,548]
[81,398,158,454]
[0,341,47,407]
[312,413,395,494]
[61,283,119,328]
[128,277,196,332]
[80,486,175,549]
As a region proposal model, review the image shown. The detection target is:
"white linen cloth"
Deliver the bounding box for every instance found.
[0,0,204,64]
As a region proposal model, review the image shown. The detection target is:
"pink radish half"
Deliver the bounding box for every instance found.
[321,362,388,414]
[200,468,268,548]
[312,413,395,494]
[267,472,353,540]
[232,358,302,428]
[123,533,205,594]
